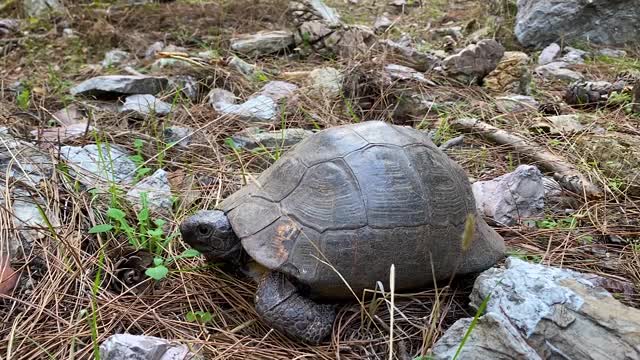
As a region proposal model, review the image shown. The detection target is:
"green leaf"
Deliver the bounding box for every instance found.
[106,208,126,220]
[145,265,168,280]
[198,311,212,323]
[153,219,166,228]
[137,167,152,178]
[224,137,239,150]
[153,257,164,266]
[147,228,163,238]
[137,208,149,222]
[180,248,201,258]
[185,311,197,322]
[133,138,144,149]
[129,154,143,163]
[88,224,114,234]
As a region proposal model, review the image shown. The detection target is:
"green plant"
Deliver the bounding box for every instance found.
[535,215,577,230]
[16,88,31,110]
[186,311,213,324]
[129,138,153,181]
[507,250,542,263]
[451,293,492,360]
[89,193,199,281]
[607,91,632,106]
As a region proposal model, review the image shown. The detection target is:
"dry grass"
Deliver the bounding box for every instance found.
[1,0,639,359]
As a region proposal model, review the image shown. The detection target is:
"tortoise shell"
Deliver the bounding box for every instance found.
[222,121,504,299]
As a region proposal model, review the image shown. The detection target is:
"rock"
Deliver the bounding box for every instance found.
[442,39,505,84]
[150,58,193,71]
[71,76,169,98]
[374,15,393,33]
[384,64,435,85]
[530,114,591,135]
[634,82,640,114]
[288,0,341,27]
[431,312,542,360]
[164,127,195,149]
[168,75,199,101]
[495,94,539,113]
[597,48,627,58]
[145,41,164,59]
[535,62,583,82]
[51,105,86,125]
[31,122,94,147]
[515,0,640,48]
[120,94,172,118]
[0,19,20,36]
[308,67,343,98]
[542,175,563,198]
[472,165,545,226]
[538,43,560,65]
[227,56,256,77]
[230,30,294,56]
[564,80,626,106]
[23,0,64,17]
[324,25,376,58]
[100,334,200,360]
[126,169,173,216]
[380,39,441,72]
[560,46,588,64]
[101,49,130,68]
[0,132,53,187]
[60,144,137,187]
[484,51,531,94]
[469,257,640,359]
[62,28,76,39]
[231,128,313,151]
[208,81,297,123]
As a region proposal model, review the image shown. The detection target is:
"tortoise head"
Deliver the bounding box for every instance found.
[179,210,242,263]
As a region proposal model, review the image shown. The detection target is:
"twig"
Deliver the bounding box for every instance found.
[438,135,464,151]
[450,117,602,198]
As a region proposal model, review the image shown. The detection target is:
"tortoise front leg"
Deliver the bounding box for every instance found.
[255,271,336,344]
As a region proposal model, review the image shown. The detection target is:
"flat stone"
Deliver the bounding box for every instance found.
[100,334,200,360]
[484,51,531,94]
[538,43,560,65]
[230,30,294,56]
[228,56,256,77]
[560,46,588,64]
[150,58,193,71]
[145,41,164,59]
[530,114,591,135]
[442,39,505,84]
[472,165,545,226]
[516,0,640,48]
[308,67,343,98]
[126,169,173,216]
[380,39,441,72]
[120,94,172,118]
[0,19,20,36]
[495,94,539,113]
[71,75,169,98]
[597,48,627,58]
[564,80,626,106]
[384,64,436,85]
[59,144,137,187]
[231,128,313,151]
[168,75,199,101]
[535,62,583,82]
[374,15,393,33]
[288,0,341,26]
[164,126,195,149]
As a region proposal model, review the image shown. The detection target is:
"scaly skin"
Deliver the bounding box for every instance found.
[255,271,336,345]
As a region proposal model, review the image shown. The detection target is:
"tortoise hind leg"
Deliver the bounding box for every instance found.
[255,271,336,344]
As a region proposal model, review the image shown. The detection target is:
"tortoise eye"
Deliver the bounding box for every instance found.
[197,225,210,236]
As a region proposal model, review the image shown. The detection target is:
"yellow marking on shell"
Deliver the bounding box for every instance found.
[273,220,299,262]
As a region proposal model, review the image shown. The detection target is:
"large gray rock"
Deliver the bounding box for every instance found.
[535,62,583,82]
[230,30,294,56]
[442,39,505,84]
[433,257,640,359]
[59,144,137,187]
[208,81,297,123]
[100,334,199,360]
[515,0,640,48]
[71,76,169,97]
[23,0,64,17]
[537,43,560,65]
[472,165,545,226]
[380,39,441,72]
[308,67,343,98]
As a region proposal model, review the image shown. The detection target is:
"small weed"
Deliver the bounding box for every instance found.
[535,215,578,230]
[186,311,213,324]
[129,138,153,182]
[607,91,632,107]
[253,70,270,84]
[16,88,31,110]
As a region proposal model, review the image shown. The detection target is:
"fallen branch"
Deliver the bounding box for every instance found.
[450,117,603,199]
[438,135,464,151]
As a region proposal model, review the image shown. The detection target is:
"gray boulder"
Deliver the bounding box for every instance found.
[120,94,172,118]
[230,30,295,56]
[59,144,137,187]
[71,76,169,97]
[308,67,343,98]
[597,48,627,58]
[208,81,297,123]
[433,257,640,359]
[442,39,505,84]
[560,47,588,64]
[472,165,545,226]
[100,334,199,360]
[126,169,173,216]
[515,0,640,48]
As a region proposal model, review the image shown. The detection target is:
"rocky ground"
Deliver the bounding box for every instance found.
[1,0,640,359]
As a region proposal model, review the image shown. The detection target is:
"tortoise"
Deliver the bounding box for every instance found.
[180,121,505,344]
